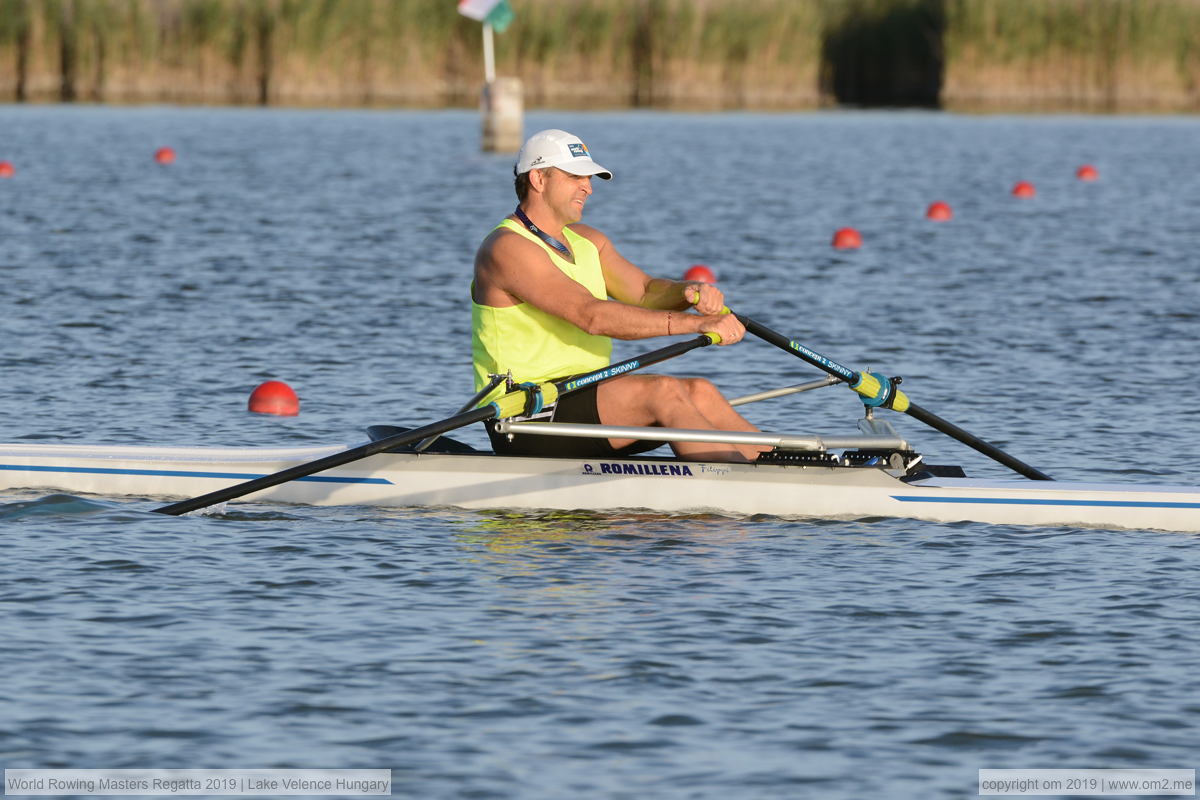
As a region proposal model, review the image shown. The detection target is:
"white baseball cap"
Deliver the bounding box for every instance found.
[514,129,613,180]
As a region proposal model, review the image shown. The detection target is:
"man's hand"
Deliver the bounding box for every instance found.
[683,282,726,316]
[696,312,745,345]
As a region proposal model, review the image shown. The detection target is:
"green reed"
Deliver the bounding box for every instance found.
[943,0,1200,110]
[0,0,1196,110]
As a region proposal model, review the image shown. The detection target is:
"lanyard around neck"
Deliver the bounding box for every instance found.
[513,207,572,258]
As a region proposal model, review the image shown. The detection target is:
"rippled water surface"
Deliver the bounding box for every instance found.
[2,107,1199,798]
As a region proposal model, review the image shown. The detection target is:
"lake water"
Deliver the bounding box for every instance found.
[1,106,1198,799]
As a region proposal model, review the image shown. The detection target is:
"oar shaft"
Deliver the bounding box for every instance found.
[737,313,1052,481]
[153,334,719,516]
[153,407,496,515]
[905,402,1051,481]
[736,314,857,383]
[557,333,719,392]
[415,375,504,453]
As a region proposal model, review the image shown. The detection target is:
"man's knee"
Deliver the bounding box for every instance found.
[602,375,725,416]
[622,375,706,412]
[658,376,710,405]
[681,377,724,404]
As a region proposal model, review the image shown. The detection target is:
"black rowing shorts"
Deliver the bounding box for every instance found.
[485,382,662,459]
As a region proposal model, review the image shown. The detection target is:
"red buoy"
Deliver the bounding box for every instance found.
[1076,164,1099,181]
[155,147,176,165]
[925,201,953,221]
[248,380,300,416]
[0,161,14,178]
[1011,181,1036,198]
[683,264,717,284]
[832,227,862,250]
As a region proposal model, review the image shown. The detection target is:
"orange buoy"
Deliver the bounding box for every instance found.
[248,380,300,416]
[1076,164,1099,181]
[0,161,14,178]
[925,201,953,221]
[154,147,176,165]
[1011,181,1036,198]
[832,227,862,250]
[683,264,717,284]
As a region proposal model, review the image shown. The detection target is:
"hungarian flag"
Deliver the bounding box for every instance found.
[458,0,514,33]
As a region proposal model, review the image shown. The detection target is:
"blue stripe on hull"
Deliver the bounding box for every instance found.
[0,463,392,485]
[891,495,1200,510]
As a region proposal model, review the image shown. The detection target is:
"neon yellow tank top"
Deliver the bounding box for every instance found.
[472,219,613,398]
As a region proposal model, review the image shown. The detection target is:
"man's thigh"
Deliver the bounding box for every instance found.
[595,374,681,427]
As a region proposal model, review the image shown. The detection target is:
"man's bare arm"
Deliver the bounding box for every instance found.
[572,224,728,315]
[475,230,743,343]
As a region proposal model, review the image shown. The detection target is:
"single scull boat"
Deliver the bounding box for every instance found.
[1,422,1197,532]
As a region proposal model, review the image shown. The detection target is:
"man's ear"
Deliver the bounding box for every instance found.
[527,168,547,193]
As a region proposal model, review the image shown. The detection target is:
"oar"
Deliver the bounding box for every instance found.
[414,374,505,453]
[735,313,1052,481]
[152,333,721,516]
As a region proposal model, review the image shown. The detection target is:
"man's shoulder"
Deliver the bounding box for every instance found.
[478,223,550,268]
[480,221,525,252]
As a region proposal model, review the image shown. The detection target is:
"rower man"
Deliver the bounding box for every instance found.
[471,128,766,462]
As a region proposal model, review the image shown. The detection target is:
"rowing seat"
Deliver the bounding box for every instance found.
[365,426,480,454]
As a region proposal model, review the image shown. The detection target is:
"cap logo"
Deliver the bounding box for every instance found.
[529,155,545,166]
[568,143,588,158]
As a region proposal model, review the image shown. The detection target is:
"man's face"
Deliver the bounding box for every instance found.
[540,167,593,224]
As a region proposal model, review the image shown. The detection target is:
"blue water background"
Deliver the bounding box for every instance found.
[1,107,1198,798]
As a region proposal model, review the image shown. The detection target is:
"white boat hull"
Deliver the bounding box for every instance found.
[2,440,1199,532]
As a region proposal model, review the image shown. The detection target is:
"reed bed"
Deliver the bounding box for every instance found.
[0,0,822,108]
[943,0,1200,111]
[0,0,1196,111]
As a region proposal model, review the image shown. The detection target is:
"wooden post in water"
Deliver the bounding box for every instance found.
[482,77,523,153]
[479,23,523,152]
